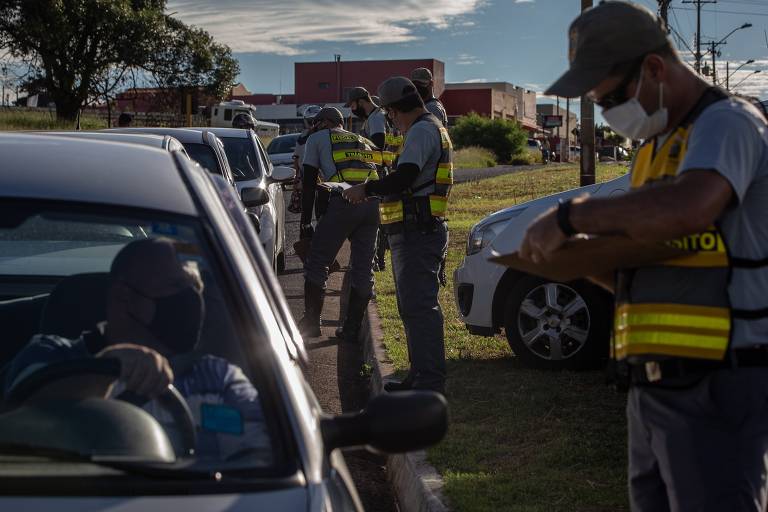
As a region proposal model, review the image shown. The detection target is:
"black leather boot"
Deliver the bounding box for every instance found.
[383,371,416,392]
[335,287,371,343]
[298,280,325,338]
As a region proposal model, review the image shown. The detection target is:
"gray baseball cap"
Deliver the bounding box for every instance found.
[345,86,371,106]
[377,77,419,107]
[545,1,671,98]
[314,106,344,125]
[410,67,433,85]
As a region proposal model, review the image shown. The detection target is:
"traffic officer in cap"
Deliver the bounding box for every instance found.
[411,67,448,127]
[344,77,453,394]
[347,87,403,272]
[520,1,768,509]
[297,107,381,344]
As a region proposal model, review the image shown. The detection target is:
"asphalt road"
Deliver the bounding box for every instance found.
[277,190,397,512]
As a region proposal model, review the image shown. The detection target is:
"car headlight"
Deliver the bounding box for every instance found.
[466,209,527,256]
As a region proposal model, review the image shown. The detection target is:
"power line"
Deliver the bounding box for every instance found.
[674,7,768,17]
[681,0,717,74]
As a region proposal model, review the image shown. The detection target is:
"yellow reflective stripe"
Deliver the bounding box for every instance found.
[332,150,383,165]
[439,127,452,149]
[380,201,403,224]
[382,151,395,165]
[436,163,453,184]
[330,133,361,144]
[614,303,730,360]
[663,252,729,268]
[385,134,403,145]
[429,195,448,217]
[338,169,380,181]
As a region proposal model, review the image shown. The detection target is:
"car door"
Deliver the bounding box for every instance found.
[205,132,237,191]
[254,133,285,255]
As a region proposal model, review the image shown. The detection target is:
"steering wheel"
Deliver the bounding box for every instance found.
[5,358,197,457]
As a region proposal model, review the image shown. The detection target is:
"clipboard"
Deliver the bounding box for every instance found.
[489,236,689,282]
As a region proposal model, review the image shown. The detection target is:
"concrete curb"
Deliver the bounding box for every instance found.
[362,300,449,512]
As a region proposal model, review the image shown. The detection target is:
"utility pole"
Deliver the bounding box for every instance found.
[726,61,729,90]
[682,0,717,74]
[565,97,570,163]
[580,0,595,186]
[710,40,718,85]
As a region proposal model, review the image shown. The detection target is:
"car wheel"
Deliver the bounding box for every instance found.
[503,275,609,370]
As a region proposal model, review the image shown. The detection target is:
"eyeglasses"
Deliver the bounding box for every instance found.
[593,68,642,110]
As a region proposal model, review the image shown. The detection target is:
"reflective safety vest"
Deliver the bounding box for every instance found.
[383,131,404,169]
[613,88,767,362]
[379,113,453,225]
[326,129,380,184]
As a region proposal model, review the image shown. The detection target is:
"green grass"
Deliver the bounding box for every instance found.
[454,146,497,169]
[375,163,632,512]
[0,109,107,131]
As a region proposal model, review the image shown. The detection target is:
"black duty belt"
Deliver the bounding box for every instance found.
[629,346,768,386]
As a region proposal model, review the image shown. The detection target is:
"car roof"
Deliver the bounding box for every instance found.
[42,131,171,149]
[272,133,300,140]
[195,127,249,139]
[105,127,206,144]
[0,133,197,215]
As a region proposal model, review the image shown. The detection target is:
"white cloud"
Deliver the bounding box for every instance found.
[462,78,488,83]
[514,0,535,3]
[167,0,484,55]
[455,53,484,65]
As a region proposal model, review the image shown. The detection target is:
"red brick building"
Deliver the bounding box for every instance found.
[293,58,444,105]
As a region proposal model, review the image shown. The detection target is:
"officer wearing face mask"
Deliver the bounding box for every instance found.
[4,238,264,457]
[519,2,768,510]
[411,68,448,127]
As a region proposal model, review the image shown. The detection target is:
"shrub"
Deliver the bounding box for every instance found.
[450,112,527,163]
[453,146,497,169]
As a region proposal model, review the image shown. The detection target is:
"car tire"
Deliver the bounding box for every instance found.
[276,249,286,272]
[503,275,609,370]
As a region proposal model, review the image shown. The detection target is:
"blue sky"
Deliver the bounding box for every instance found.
[169,0,768,112]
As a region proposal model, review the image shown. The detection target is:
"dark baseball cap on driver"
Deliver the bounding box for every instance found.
[545,1,672,98]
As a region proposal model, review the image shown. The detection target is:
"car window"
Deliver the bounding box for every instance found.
[0,203,279,481]
[183,143,221,175]
[266,135,299,155]
[221,137,264,181]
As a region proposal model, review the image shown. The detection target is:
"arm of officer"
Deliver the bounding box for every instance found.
[300,164,318,226]
[520,171,735,263]
[370,132,386,151]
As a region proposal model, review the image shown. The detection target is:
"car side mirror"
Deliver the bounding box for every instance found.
[320,391,448,453]
[269,165,295,184]
[240,187,269,207]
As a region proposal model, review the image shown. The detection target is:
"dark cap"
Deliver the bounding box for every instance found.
[314,106,344,125]
[377,77,419,107]
[410,67,433,85]
[370,95,382,107]
[345,86,371,106]
[545,1,671,98]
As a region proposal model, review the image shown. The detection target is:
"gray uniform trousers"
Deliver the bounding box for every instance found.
[388,220,448,391]
[305,195,380,297]
[628,367,768,512]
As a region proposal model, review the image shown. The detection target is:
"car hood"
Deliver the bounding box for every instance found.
[488,173,630,255]
[0,488,308,511]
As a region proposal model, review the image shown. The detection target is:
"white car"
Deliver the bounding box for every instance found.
[201,127,294,272]
[267,133,301,167]
[454,173,630,370]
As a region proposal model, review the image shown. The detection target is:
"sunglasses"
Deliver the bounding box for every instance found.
[592,59,644,110]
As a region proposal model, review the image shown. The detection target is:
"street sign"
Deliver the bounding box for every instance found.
[543,115,563,128]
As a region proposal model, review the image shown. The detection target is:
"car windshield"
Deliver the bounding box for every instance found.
[183,143,221,175]
[221,137,264,182]
[267,135,298,155]
[0,203,279,482]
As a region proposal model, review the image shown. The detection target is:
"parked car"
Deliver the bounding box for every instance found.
[40,131,191,158]
[598,145,631,162]
[199,127,294,271]
[267,133,301,167]
[454,173,631,370]
[0,133,447,510]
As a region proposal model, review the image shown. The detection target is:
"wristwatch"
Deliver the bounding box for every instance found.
[556,198,578,237]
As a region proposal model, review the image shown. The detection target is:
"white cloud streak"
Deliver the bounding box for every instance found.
[167,0,484,55]
[455,53,484,65]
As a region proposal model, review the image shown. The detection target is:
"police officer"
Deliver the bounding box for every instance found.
[520,2,768,509]
[411,67,448,127]
[297,107,381,343]
[344,77,452,394]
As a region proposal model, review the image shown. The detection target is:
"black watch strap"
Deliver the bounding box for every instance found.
[557,199,577,237]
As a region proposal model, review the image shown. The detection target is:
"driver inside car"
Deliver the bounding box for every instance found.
[3,237,266,461]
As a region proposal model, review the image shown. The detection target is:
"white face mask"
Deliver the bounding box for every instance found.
[602,68,668,140]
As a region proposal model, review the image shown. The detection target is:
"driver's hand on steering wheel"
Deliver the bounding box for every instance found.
[97,344,174,398]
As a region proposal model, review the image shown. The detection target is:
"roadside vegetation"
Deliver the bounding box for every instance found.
[0,110,106,131]
[375,163,631,512]
[453,146,497,169]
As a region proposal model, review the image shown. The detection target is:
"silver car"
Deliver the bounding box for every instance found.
[0,133,447,511]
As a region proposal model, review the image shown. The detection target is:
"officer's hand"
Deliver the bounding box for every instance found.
[300,225,314,240]
[519,207,567,264]
[97,344,174,398]
[342,183,368,204]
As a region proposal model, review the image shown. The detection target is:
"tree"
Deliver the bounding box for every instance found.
[450,113,528,163]
[0,0,239,122]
